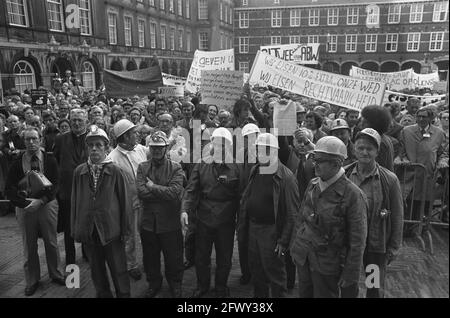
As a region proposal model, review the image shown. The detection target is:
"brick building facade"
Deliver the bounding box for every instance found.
[0,0,235,94]
[234,0,449,79]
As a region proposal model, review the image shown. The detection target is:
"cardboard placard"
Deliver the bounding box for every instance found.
[200,70,244,110]
[30,89,48,110]
[158,86,184,97]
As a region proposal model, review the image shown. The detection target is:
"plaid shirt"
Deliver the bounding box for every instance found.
[87,157,113,192]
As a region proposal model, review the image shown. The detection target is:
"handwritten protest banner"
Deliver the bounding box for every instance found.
[411,72,439,89]
[350,66,440,90]
[185,49,235,93]
[273,100,297,136]
[158,86,184,98]
[248,50,385,111]
[200,70,244,111]
[260,44,319,65]
[349,66,414,91]
[383,90,447,108]
[162,72,186,86]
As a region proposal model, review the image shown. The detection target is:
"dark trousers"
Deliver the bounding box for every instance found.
[285,251,296,289]
[297,259,358,298]
[84,228,130,298]
[363,251,387,298]
[58,199,76,265]
[248,222,287,298]
[184,214,197,264]
[195,221,235,292]
[238,236,250,278]
[140,229,184,290]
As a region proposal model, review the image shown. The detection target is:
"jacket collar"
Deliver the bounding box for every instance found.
[311,172,347,196]
[79,160,114,176]
[249,160,284,181]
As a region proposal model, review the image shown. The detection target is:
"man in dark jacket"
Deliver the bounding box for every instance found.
[71,126,131,298]
[347,128,403,298]
[180,128,241,298]
[53,108,88,265]
[136,131,185,298]
[5,127,65,296]
[290,136,368,298]
[238,133,300,298]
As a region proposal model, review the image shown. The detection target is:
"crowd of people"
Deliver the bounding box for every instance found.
[0,76,448,298]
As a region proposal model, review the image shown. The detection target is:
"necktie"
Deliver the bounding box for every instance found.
[30,155,40,172]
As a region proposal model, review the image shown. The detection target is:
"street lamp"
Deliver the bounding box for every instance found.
[48,35,60,53]
[80,40,91,57]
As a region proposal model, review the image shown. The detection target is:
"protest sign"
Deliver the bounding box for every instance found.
[158,86,184,98]
[273,100,297,136]
[411,72,439,89]
[162,72,186,86]
[30,89,48,110]
[383,90,447,108]
[248,50,385,111]
[349,66,414,91]
[185,49,235,93]
[260,44,319,65]
[200,70,243,111]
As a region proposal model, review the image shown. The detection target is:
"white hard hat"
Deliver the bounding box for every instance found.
[355,128,381,148]
[255,133,279,149]
[242,123,260,137]
[314,136,347,159]
[86,125,109,144]
[113,119,136,139]
[330,119,350,132]
[211,127,233,145]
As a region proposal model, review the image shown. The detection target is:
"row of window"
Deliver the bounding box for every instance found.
[7,0,93,34]
[136,0,190,18]
[238,2,449,28]
[108,12,192,51]
[13,60,96,93]
[237,32,446,53]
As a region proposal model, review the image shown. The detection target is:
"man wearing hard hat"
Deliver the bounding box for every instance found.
[238,133,300,298]
[71,126,132,298]
[136,131,185,298]
[346,128,403,298]
[235,123,261,286]
[108,119,148,281]
[180,127,242,298]
[329,119,356,167]
[290,136,368,298]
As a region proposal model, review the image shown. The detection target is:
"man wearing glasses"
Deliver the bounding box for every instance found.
[290,136,368,298]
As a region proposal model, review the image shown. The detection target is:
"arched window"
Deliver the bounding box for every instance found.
[14,60,36,93]
[82,61,95,91]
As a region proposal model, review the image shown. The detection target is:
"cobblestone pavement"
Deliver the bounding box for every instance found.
[0,213,448,298]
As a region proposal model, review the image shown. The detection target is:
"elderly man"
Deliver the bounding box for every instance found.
[5,127,65,296]
[71,126,131,298]
[396,106,448,233]
[153,113,187,163]
[136,131,185,298]
[108,119,148,281]
[181,128,242,298]
[238,133,300,298]
[347,128,403,298]
[290,136,368,298]
[53,109,89,265]
[3,115,25,159]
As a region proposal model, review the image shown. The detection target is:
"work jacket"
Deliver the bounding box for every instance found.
[71,162,131,245]
[238,161,300,248]
[290,174,368,283]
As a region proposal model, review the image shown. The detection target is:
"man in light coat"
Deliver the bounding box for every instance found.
[108,119,148,281]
